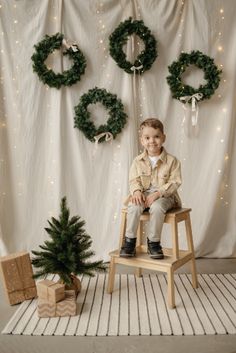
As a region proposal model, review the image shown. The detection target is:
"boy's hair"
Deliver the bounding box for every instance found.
[140,118,164,134]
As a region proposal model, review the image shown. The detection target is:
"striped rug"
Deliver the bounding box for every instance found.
[2,273,236,336]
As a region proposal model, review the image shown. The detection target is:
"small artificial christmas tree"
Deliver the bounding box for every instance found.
[31,197,106,288]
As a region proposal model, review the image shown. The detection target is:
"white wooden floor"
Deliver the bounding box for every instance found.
[0,258,236,353]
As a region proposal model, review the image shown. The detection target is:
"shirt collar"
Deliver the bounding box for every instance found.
[137,147,167,163]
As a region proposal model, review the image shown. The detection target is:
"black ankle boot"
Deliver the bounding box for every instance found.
[120,237,136,257]
[147,238,164,259]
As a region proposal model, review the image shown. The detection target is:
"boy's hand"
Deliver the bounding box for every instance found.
[131,190,145,205]
[145,191,161,208]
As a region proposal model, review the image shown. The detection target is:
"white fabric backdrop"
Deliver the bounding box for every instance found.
[0,0,236,260]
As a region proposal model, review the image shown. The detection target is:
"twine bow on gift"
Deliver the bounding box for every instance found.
[179,93,203,126]
[14,256,25,296]
[62,38,78,52]
[10,254,35,302]
[46,281,58,300]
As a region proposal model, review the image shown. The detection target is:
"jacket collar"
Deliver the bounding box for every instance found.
[137,147,167,163]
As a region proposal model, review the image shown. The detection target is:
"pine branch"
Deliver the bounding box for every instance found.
[51,217,63,230]
[46,220,62,233]
[31,196,106,284]
[68,216,80,226]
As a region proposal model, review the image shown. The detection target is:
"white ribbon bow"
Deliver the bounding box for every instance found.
[179,93,203,126]
[130,64,143,108]
[94,131,113,144]
[62,38,78,52]
[130,64,143,72]
[92,132,113,157]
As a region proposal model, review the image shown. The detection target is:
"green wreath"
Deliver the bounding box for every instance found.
[74,88,127,143]
[31,33,86,89]
[109,17,157,74]
[166,50,222,102]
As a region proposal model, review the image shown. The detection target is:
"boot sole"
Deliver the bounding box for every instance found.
[149,254,164,259]
[147,250,164,259]
[119,252,136,258]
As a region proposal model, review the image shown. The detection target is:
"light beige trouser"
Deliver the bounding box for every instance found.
[125,194,178,242]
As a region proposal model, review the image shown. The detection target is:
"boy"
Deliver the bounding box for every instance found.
[120,118,182,259]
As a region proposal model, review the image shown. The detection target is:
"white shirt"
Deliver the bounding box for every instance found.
[146,155,160,193]
[148,155,160,169]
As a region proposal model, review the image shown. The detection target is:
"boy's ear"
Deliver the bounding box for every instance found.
[163,134,166,143]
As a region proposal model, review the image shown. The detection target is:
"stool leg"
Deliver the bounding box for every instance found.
[119,211,127,251]
[107,257,116,293]
[171,219,179,260]
[167,268,175,309]
[135,220,142,277]
[135,268,142,277]
[185,214,198,289]
[136,221,142,249]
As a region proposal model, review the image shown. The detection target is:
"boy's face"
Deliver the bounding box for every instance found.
[140,126,166,156]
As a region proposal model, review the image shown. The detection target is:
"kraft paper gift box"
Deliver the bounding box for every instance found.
[0,251,37,305]
[37,279,65,303]
[37,290,76,317]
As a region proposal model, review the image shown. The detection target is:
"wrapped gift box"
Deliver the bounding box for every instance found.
[37,279,65,303]
[37,290,76,317]
[0,251,37,305]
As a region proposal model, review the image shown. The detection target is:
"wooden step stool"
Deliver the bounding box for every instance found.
[107,207,198,308]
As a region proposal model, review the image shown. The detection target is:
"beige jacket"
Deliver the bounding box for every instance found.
[124,147,182,206]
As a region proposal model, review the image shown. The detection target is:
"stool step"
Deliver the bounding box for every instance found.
[109,249,193,270]
[108,206,198,308]
[135,245,189,258]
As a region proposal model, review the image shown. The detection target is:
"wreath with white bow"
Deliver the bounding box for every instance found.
[74,87,127,143]
[109,17,157,74]
[166,50,222,103]
[31,33,86,89]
